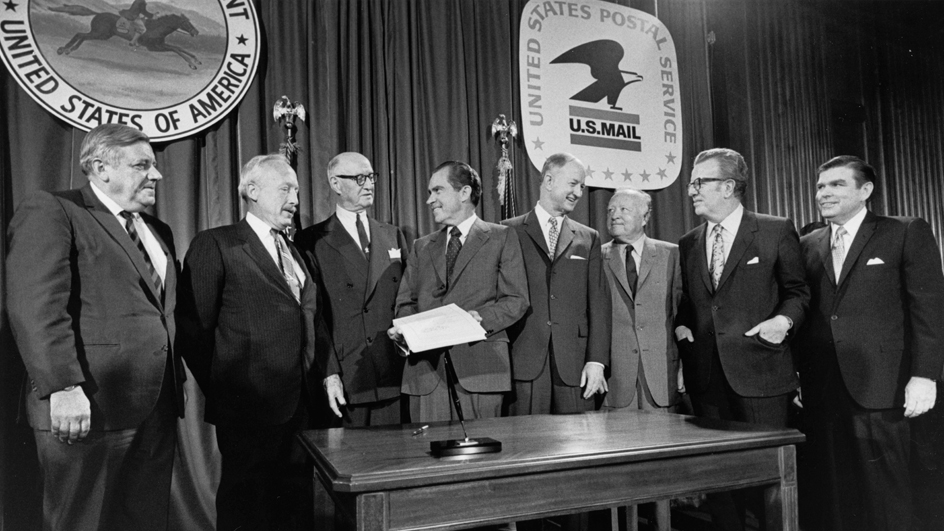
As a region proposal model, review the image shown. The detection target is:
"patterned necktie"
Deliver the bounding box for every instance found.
[356,213,370,258]
[709,224,725,290]
[547,217,559,258]
[274,231,301,302]
[119,211,162,296]
[832,226,847,280]
[446,226,462,287]
[625,244,638,297]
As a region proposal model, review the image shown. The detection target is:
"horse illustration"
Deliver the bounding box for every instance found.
[51,5,202,70]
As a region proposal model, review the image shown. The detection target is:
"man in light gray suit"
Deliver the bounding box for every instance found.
[601,189,684,413]
[600,189,683,530]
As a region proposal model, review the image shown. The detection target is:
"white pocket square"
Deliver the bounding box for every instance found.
[746,256,760,265]
[569,255,587,260]
[388,248,401,260]
[867,257,884,265]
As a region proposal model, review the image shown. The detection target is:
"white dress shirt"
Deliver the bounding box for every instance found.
[90,181,167,283]
[335,205,371,247]
[534,202,564,250]
[705,204,744,267]
[245,212,306,285]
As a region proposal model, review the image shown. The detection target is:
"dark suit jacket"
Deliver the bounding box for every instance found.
[396,218,529,395]
[677,209,809,397]
[7,185,182,430]
[503,211,611,386]
[296,213,406,405]
[799,213,944,409]
[177,219,319,426]
[601,238,681,408]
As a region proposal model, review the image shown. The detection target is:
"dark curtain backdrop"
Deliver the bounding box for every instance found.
[3,1,943,529]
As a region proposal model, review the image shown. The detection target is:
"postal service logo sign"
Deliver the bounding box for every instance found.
[519,0,682,189]
[0,0,260,142]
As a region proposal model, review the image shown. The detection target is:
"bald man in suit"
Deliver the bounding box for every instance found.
[7,124,183,531]
[389,161,529,423]
[296,152,406,427]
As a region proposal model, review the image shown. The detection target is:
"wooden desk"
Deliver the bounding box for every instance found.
[298,410,804,531]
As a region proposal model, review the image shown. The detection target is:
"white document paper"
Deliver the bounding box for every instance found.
[391,303,487,353]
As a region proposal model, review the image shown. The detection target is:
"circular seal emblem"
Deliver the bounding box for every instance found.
[0,0,260,142]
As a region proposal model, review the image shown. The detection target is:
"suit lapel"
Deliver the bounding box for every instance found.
[236,219,296,301]
[838,213,877,287]
[80,185,164,308]
[554,217,576,261]
[426,228,448,288]
[637,239,655,289]
[365,218,392,302]
[322,215,369,282]
[716,211,756,290]
[450,218,488,285]
[142,215,174,307]
[604,243,633,300]
[815,228,837,286]
[523,210,551,261]
[693,223,713,293]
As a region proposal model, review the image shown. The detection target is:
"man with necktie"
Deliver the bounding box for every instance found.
[388,161,528,423]
[6,124,184,531]
[296,152,407,427]
[177,154,319,530]
[798,156,944,531]
[503,152,611,417]
[675,148,809,531]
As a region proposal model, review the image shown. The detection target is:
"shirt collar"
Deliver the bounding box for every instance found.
[832,206,867,241]
[708,203,744,237]
[246,211,278,242]
[335,205,365,224]
[616,234,646,255]
[451,213,478,238]
[534,202,563,227]
[89,181,128,218]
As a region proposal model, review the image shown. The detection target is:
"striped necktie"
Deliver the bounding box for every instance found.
[119,211,162,297]
[274,231,301,301]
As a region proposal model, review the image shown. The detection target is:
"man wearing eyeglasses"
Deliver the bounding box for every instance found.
[674,148,809,531]
[296,152,407,427]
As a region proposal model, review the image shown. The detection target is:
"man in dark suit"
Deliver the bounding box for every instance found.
[6,124,183,531]
[178,154,318,530]
[675,148,809,531]
[296,152,406,427]
[388,161,529,423]
[798,156,944,531]
[503,152,610,416]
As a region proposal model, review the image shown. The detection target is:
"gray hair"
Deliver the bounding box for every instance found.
[238,154,292,201]
[79,124,150,176]
[693,148,749,198]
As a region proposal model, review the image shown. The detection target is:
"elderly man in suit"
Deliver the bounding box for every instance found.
[6,124,183,531]
[503,152,610,417]
[178,154,318,530]
[600,189,683,531]
[798,156,944,531]
[388,161,529,423]
[296,152,406,427]
[675,148,809,531]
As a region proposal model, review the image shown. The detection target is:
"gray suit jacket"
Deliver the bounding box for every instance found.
[396,218,529,395]
[601,237,682,408]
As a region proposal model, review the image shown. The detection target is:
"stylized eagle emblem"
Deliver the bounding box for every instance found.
[550,39,644,111]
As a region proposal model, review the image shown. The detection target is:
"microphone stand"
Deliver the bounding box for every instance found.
[429,352,502,457]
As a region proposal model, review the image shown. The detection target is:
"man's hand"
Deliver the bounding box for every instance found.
[387,325,409,357]
[49,386,90,444]
[324,374,346,418]
[580,363,607,399]
[467,310,483,322]
[744,315,791,344]
[675,325,694,343]
[904,376,937,418]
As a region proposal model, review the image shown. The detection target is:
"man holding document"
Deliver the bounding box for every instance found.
[388,161,529,423]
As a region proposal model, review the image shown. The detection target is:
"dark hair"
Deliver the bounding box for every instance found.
[693,148,749,198]
[79,124,150,176]
[433,160,482,206]
[817,155,877,188]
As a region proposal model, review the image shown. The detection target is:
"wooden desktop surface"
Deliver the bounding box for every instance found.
[299,410,804,531]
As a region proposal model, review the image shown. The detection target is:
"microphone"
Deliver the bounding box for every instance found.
[429,351,502,457]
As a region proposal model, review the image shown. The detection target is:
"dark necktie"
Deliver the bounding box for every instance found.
[625,244,637,297]
[356,213,370,258]
[119,211,162,296]
[446,226,462,287]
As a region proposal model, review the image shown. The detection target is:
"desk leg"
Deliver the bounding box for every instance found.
[654,500,670,531]
[614,505,638,531]
[313,473,336,531]
[764,445,798,531]
[356,493,388,531]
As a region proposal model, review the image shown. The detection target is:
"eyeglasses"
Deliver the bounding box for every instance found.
[335,173,378,186]
[687,178,727,192]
